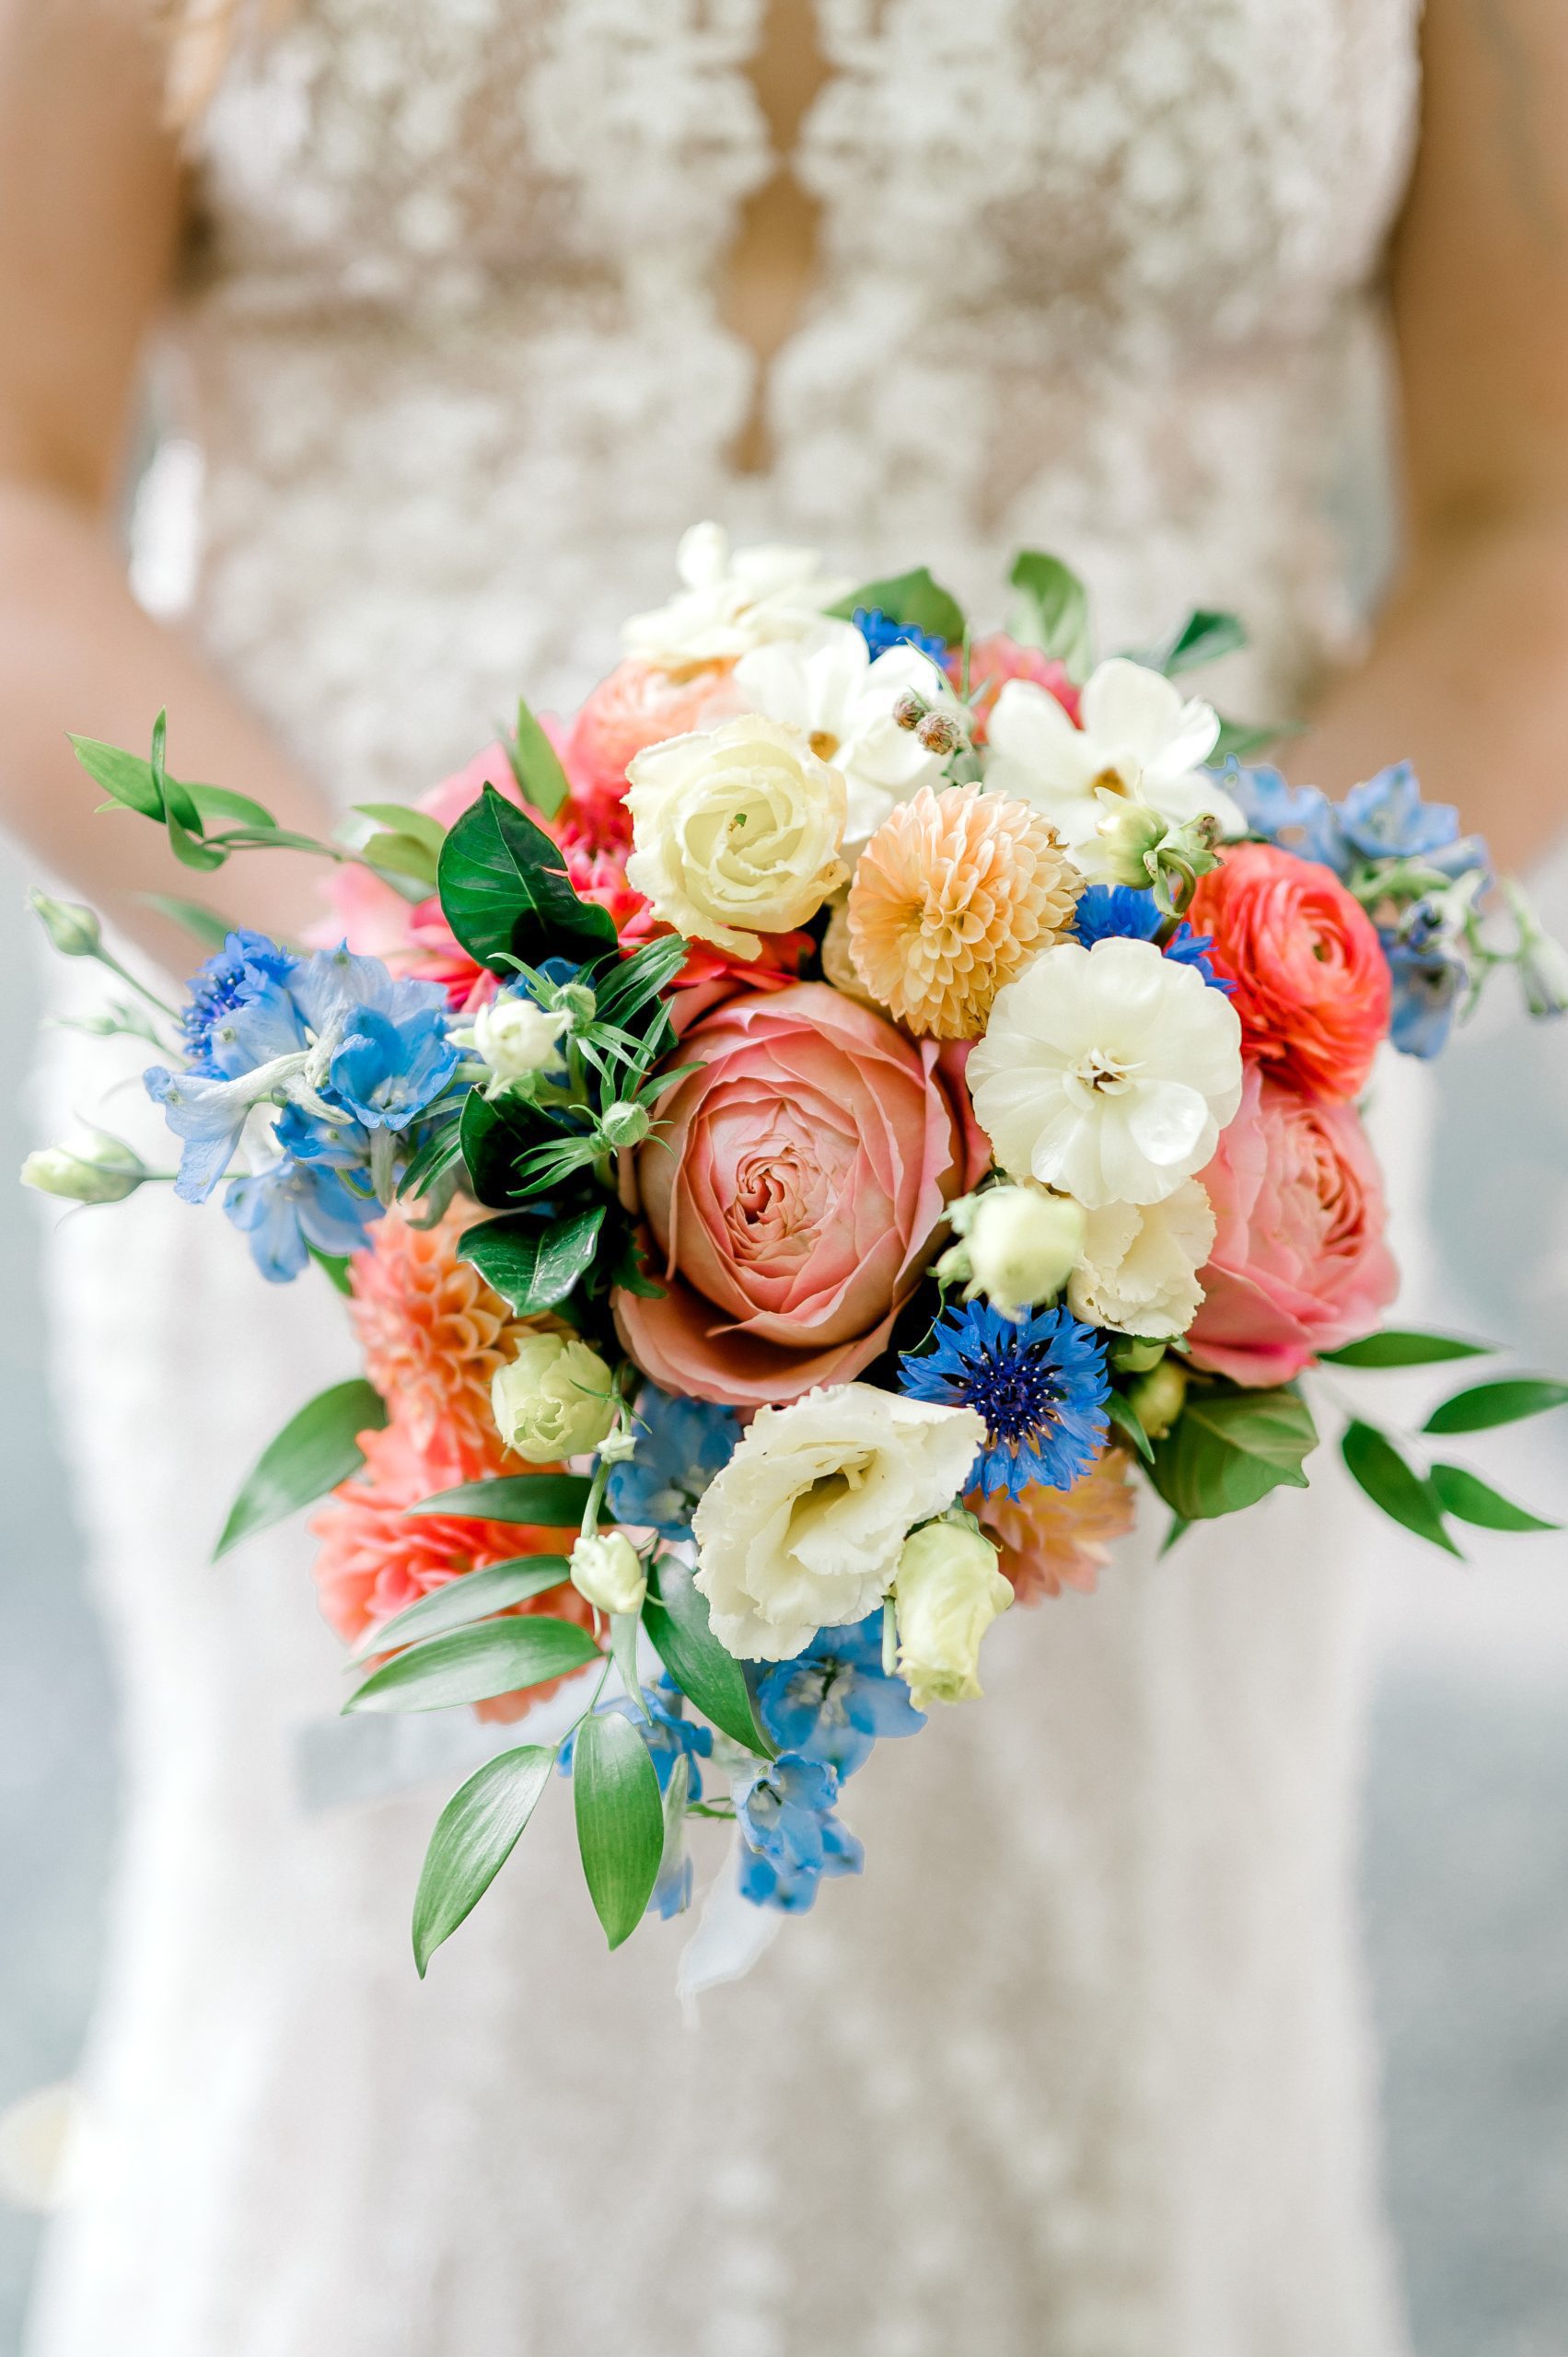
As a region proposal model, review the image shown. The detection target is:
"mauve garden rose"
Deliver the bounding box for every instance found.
[614,981,984,1407]
[1185,1063,1399,1387]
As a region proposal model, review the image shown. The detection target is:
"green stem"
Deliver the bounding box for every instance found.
[92,947,179,1019]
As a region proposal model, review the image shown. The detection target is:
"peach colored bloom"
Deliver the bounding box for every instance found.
[348,1202,539,1458]
[615,981,982,1407]
[846,784,1078,1039]
[1186,1062,1399,1387]
[963,633,1081,742]
[562,657,742,805]
[1188,842,1390,1101]
[972,1450,1137,1602]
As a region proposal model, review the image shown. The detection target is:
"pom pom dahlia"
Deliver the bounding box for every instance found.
[348,1202,540,1459]
[972,1450,1137,1603]
[847,785,1078,1039]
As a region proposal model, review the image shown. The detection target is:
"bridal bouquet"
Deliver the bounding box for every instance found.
[27,528,1568,1967]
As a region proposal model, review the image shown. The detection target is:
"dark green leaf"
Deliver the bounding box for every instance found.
[139,892,239,949]
[457,1204,606,1314]
[1341,1421,1461,1554]
[502,695,571,822]
[573,1708,664,1948]
[645,1554,774,1757]
[827,566,966,644]
[1319,1329,1493,1370]
[1105,1389,1155,1467]
[1152,609,1247,676]
[407,1471,597,1525]
[457,1086,552,1208]
[1423,1378,1568,1436]
[1007,550,1093,679]
[1149,1385,1318,1521]
[344,1616,600,1713]
[437,785,618,974]
[215,1377,387,1559]
[412,1745,554,1975]
[308,1246,354,1295]
[350,1556,573,1659]
[1428,1463,1562,1534]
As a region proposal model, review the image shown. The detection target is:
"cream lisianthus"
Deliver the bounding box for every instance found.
[622,523,852,670]
[570,1529,647,1618]
[491,1333,618,1462]
[625,713,849,958]
[984,657,1244,877]
[1066,1179,1216,1338]
[893,1519,1014,1710]
[691,1384,985,1661]
[967,936,1243,1209]
[735,621,960,849]
[470,994,570,1087]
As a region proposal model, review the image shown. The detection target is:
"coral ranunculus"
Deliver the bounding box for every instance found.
[614,982,980,1407]
[1188,842,1390,1100]
[1186,1063,1399,1387]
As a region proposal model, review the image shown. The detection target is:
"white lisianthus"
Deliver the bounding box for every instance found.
[625,713,848,959]
[967,936,1243,1209]
[734,621,961,850]
[570,1530,647,1618]
[893,1519,1014,1710]
[622,523,852,670]
[691,1384,985,1661]
[944,1185,1086,1317]
[1066,1178,1216,1338]
[983,657,1244,877]
[491,1333,618,1463]
[470,994,570,1086]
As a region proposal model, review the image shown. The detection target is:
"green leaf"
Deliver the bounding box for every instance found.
[827,566,966,644]
[1341,1421,1461,1555]
[354,803,447,858]
[658,1748,691,1894]
[1151,609,1247,676]
[437,785,618,974]
[139,892,239,949]
[1149,1385,1318,1521]
[456,1204,606,1314]
[1319,1329,1493,1370]
[308,1246,354,1295]
[609,1609,645,1716]
[502,695,571,822]
[407,1471,597,1525]
[1007,550,1093,679]
[344,1616,600,1713]
[573,1708,664,1948]
[1212,717,1295,764]
[360,830,440,888]
[1423,1378,1568,1436]
[188,783,279,831]
[215,1377,387,1559]
[645,1554,774,1758]
[349,1556,573,1659]
[71,732,165,819]
[412,1745,555,1974]
[1105,1388,1155,1467]
[1160,1515,1191,1556]
[458,1087,543,1209]
[1428,1463,1562,1534]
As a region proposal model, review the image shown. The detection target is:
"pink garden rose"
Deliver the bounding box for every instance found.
[562,657,742,810]
[1186,1064,1398,1387]
[615,981,982,1407]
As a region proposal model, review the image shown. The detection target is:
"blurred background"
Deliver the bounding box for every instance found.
[3,823,1567,2355]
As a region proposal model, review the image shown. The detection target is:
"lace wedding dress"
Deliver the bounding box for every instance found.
[29,4,1422,2351]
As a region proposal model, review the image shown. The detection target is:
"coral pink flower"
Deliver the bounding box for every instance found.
[348,1202,539,1459]
[563,657,742,806]
[615,981,983,1407]
[963,633,1082,742]
[1186,1063,1399,1387]
[309,1419,591,1720]
[972,1451,1138,1602]
[1188,842,1390,1101]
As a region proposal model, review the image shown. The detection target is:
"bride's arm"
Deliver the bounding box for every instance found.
[0,0,331,966]
[1296,0,1568,873]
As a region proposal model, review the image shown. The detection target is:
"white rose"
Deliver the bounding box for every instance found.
[570,1530,647,1618]
[967,936,1243,1209]
[621,523,853,669]
[1066,1179,1216,1338]
[491,1333,617,1463]
[691,1383,985,1661]
[893,1519,1014,1710]
[625,712,848,959]
[471,995,569,1085]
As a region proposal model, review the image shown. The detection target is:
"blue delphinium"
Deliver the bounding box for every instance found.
[222,1157,380,1283]
[1223,764,1347,869]
[900,1300,1109,1500]
[852,604,949,668]
[606,1384,740,1538]
[753,1613,924,1778]
[1336,761,1472,868]
[329,1004,459,1131]
[1070,881,1235,993]
[180,929,302,1074]
[738,1754,865,1913]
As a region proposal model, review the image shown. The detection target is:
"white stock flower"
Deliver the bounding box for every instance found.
[967,936,1243,1209]
[622,523,852,669]
[893,1519,1014,1710]
[470,995,569,1085]
[625,712,848,958]
[984,656,1244,877]
[734,621,959,850]
[691,1383,985,1661]
[491,1333,618,1463]
[1066,1178,1216,1339]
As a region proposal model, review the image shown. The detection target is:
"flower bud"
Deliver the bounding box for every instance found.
[471,994,569,1085]
[491,1332,618,1462]
[28,889,102,959]
[893,1519,1014,1710]
[914,709,963,757]
[599,1099,651,1149]
[570,1528,647,1618]
[1094,801,1167,888]
[1127,1356,1187,1440]
[557,980,598,1025]
[959,1186,1085,1317]
[21,1134,145,1204]
[891,691,927,733]
[1506,884,1568,1020]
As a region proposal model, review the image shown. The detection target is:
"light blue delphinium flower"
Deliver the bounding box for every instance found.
[1070,881,1235,994]
[738,1753,865,1913]
[145,1050,315,1204]
[1381,932,1469,1059]
[1223,763,1348,869]
[223,1156,380,1282]
[754,1613,924,1779]
[328,1004,459,1131]
[606,1385,740,1538]
[899,1300,1109,1501]
[1335,761,1466,866]
[181,930,302,1074]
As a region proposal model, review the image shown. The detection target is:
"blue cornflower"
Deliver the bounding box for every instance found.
[900,1300,1109,1500]
[606,1385,740,1538]
[180,930,300,1074]
[1070,882,1235,994]
[737,1753,865,1913]
[853,604,950,668]
[328,1004,459,1131]
[222,1155,380,1282]
[753,1613,924,1778]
